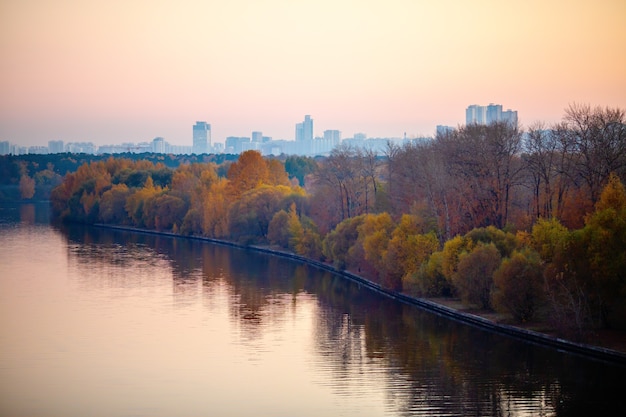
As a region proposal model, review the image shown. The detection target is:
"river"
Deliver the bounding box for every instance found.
[1,203,624,416]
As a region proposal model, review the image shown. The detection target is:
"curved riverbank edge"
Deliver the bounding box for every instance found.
[94,223,626,366]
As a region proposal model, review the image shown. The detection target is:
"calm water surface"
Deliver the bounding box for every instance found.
[1,203,625,417]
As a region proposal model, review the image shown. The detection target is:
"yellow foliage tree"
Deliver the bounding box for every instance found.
[227,150,270,198]
[19,174,35,199]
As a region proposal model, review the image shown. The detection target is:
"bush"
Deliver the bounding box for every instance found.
[492,248,545,322]
[453,243,501,309]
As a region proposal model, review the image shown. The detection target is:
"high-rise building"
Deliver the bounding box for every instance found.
[436,125,455,136]
[466,104,517,127]
[48,140,64,153]
[323,129,341,145]
[466,104,486,125]
[486,103,502,125]
[152,137,165,153]
[0,141,10,155]
[295,115,313,142]
[251,131,263,143]
[193,121,211,154]
[501,109,518,126]
[225,136,250,154]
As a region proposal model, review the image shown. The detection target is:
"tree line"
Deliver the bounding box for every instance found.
[49,104,626,339]
[0,152,238,201]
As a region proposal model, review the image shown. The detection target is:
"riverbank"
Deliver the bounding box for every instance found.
[94,223,626,366]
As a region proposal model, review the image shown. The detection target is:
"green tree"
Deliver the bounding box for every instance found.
[531,217,569,262]
[322,215,365,269]
[466,226,517,258]
[440,235,473,287]
[295,217,323,260]
[454,243,501,309]
[285,155,317,186]
[581,173,626,328]
[413,251,450,296]
[287,203,304,252]
[492,248,545,322]
[268,209,291,248]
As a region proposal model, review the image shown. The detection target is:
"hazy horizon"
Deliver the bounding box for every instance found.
[1,0,625,147]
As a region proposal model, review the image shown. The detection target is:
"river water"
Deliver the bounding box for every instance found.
[0,203,624,417]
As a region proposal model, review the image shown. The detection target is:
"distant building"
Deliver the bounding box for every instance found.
[48,140,64,153]
[501,109,518,126]
[436,125,455,136]
[466,104,486,125]
[152,137,165,153]
[193,121,211,154]
[0,141,10,155]
[323,129,341,145]
[66,142,96,154]
[212,142,224,153]
[486,104,502,125]
[466,104,517,127]
[251,131,263,143]
[11,145,28,155]
[225,136,250,154]
[295,115,313,142]
[28,146,49,154]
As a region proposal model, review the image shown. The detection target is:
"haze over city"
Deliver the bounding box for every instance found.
[1,0,625,147]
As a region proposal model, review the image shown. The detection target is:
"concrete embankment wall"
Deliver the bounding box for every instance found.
[95,224,626,366]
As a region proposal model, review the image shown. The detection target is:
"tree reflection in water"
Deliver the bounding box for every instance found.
[61,224,626,416]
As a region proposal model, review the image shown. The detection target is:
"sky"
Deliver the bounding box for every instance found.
[1,0,625,147]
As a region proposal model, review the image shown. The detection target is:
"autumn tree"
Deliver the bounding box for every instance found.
[124,176,162,227]
[19,174,35,199]
[439,122,524,230]
[99,183,131,224]
[563,104,626,204]
[358,212,395,287]
[267,158,291,187]
[152,194,188,231]
[226,150,270,198]
[228,185,296,244]
[200,177,230,238]
[386,141,453,239]
[384,214,439,291]
[523,123,577,221]
[312,145,377,225]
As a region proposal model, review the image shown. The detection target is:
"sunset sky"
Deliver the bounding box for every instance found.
[1,0,625,147]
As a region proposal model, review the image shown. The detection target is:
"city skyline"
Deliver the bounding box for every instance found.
[1,1,625,147]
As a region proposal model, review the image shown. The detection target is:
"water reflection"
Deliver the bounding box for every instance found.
[55,223,626,416]
[0,202,51,225]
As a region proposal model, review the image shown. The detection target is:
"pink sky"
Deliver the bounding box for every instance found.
[1,0,625,147]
